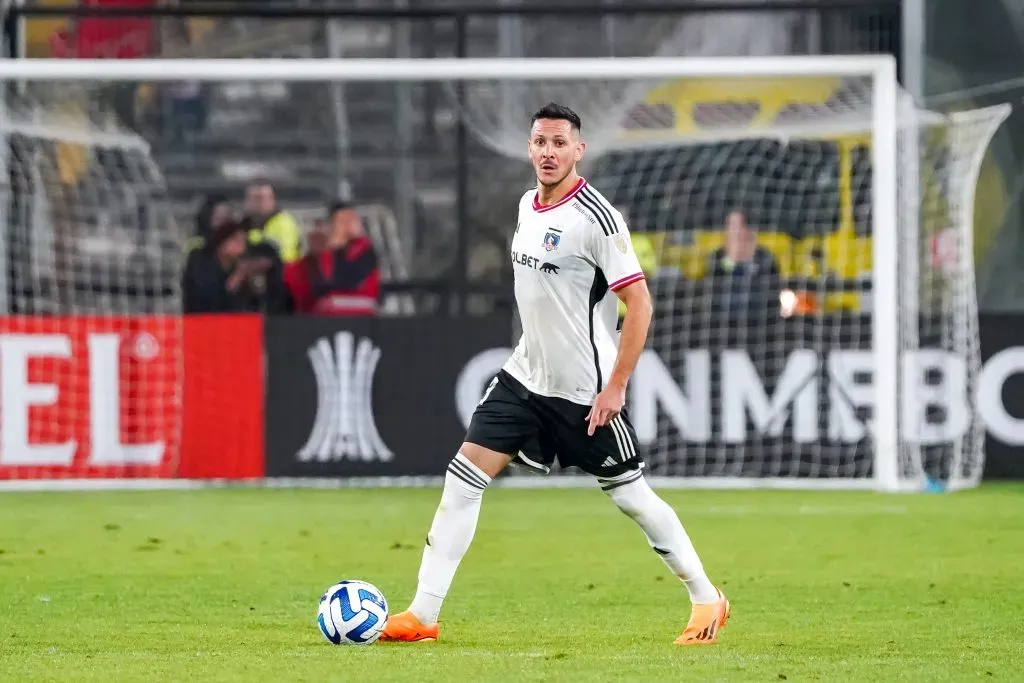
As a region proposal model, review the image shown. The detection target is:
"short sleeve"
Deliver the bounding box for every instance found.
[590,212,645,292]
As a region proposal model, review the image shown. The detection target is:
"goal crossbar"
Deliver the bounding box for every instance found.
[0,55,896,82]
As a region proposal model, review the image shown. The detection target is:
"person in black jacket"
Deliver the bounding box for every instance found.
[185,193,232,254]
[182,219,263,313]
[707,210,782,320]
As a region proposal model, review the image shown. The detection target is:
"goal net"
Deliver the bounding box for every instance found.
[0,79,184,483]
[0,56,1006,492]
[441,56,1008,492]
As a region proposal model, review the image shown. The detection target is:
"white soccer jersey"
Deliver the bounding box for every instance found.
[502,178,645,405]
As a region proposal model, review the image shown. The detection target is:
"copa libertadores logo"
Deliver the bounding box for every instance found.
[297,332,393,463]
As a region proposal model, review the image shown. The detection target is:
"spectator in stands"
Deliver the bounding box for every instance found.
[283,201,380,316]
[282,218,329,313]
[243,180,301,264]
[708,210,781,319]
[182,219,264,313]
[185,193,232,253]
[182,192,287,313]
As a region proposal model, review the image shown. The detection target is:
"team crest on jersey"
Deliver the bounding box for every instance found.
[543,232,561,251]
[614,234,629,254]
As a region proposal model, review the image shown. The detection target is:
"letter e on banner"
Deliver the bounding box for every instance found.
[0,334,76,466]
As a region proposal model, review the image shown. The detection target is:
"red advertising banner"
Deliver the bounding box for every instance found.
[0,315,264,482]
[179,315,265,480]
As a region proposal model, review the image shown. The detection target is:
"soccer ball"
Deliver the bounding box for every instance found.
[317,580,389,645]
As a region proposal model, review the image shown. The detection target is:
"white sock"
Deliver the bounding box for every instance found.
[408,452,491,625]
[600,471,720,604]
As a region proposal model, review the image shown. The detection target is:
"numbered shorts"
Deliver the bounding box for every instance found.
[464,371,643,479]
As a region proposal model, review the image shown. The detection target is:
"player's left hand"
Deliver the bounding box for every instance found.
[586,384,627,436]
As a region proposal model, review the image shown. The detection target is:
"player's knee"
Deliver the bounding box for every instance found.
[458,442,512,479]
[445,451,493,498]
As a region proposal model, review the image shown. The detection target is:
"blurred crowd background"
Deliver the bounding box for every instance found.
[2,0,1023,323]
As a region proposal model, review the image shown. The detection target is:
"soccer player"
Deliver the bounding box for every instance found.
[381,104,729,645]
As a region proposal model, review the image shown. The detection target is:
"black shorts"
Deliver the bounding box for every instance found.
[464,371,643,478]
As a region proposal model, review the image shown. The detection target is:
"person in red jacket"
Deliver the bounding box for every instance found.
[284,202,381,316]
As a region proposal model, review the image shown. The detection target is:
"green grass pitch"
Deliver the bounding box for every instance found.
[1,484,1022,682]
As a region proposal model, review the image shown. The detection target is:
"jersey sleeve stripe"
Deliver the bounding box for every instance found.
[581,187,620,233]
[576,195,614,236]
[576,192,616,236]
[578,187,619,235]
[610,272,645,291]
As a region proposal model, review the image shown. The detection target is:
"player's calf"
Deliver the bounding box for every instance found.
[385,445,513,642]
[402,452,492,628]
[598,471,720,605]
[598,471,729,643]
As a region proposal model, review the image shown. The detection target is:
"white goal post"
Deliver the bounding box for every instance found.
[0,55,1008,493]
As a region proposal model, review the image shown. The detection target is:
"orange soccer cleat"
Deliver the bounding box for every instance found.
[673,588,731,645]
[378,610,440,643]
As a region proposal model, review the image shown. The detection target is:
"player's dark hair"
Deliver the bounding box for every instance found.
[531,103,582,133]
